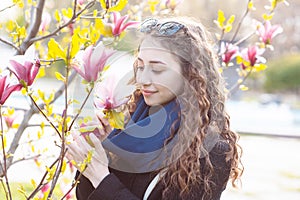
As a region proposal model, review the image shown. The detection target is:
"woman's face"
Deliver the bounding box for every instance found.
[136,38,184,106]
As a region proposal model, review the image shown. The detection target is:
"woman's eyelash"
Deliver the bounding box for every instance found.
[136,65,164,73]
[136,65,144,70]
[152,69,163,73]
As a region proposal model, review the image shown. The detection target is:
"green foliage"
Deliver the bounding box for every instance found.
[264,54,300,92]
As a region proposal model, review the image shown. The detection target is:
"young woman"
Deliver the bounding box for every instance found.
[66,17,243,200]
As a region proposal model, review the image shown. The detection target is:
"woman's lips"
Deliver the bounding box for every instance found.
[142,89,157,96]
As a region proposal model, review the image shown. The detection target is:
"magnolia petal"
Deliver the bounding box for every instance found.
[0,76,7,96]
[113,15,128,35]
[1,84,22,105]
[9,60,26,81]
[120,21,139,33]
[112,12,120,26]
[82,45,93,72]
[91,43,105,72]
[73,66,89,82]
[24,61,35,85]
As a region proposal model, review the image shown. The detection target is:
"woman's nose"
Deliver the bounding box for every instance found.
[136,68,152,85]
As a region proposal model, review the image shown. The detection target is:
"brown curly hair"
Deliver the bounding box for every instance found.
[128,16,243,199]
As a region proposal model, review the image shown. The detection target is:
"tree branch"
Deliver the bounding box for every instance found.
[0,4,15,13]
[0,37,20,52]
[230,0,251,43]
[0,70,77,178]
[19,0,46,54]
[29,0,96,44]
[228,67,253,96]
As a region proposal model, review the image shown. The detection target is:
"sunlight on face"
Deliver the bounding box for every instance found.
[136,37,184,106]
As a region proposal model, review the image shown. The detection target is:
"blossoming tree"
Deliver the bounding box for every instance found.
[0,0,287,199]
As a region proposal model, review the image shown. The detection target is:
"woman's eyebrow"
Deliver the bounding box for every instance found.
[149,60,166,65]
[137,57,167,65]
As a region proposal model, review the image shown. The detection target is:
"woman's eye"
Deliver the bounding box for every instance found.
[152,69,163,73]
[136,66,144,70]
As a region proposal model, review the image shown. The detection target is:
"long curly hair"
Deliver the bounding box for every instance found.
[128,16,243,199]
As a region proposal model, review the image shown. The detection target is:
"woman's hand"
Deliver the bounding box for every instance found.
[66,131,110,188]
[96,111,113,140]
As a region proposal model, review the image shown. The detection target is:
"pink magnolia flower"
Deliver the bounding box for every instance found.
[72,43,115,82]
[77,0,86,5]
[60,185,74,200]
[110,12,139,37]
[220,42,239,66]
[68,160,75,173]
[9,60,40,87]
[41,183,50,193]
[257,21,283,46]
[39,12,51,33]
[94,75,135,110]
[39,183,50,199]
[0,76,22,105]
[9,46,40,87]
[4,110,22,128]
[240,46,265,69]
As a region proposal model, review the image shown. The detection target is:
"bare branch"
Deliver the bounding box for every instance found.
[228,68,253,96]
[233,31,255,46]
[10,154,41,165]
[230,0,251,43]
[18,0,46,54]
[0,37,20,51]
[27,158,59,199]
[30,0,96,44]
[0,4,15,13]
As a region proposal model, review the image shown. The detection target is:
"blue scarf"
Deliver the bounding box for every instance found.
[102,96,181,173]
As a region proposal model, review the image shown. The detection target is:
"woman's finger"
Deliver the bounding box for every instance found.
[90,133,102,147]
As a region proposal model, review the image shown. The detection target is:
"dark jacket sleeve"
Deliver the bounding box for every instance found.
[76,172,140,200]
[88,173,140,200]
[208,140,232,200]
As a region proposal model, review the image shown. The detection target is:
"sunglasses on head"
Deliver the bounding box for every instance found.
[140,18,185,36]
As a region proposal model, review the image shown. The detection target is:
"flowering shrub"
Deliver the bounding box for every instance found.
[0,0,287,199]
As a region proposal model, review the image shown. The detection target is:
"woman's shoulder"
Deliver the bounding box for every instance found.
[210,139,231,155]
[205,138,232,169]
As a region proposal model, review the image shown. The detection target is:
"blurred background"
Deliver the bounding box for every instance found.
[0,0,300,199]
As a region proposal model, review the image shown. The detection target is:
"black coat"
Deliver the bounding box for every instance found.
[75,140,231,200]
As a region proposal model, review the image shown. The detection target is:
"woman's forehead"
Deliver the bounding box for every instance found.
[138,37,184,61]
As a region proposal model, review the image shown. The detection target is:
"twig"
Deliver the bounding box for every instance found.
[68,85,94,131]
[47,13,76,198]
[233,31,255,46]
[0,4,15,13]
[60,170,83,200]
[0,37,20,52]
[0,106,12,200]
[19,0,46,54]
[230,0,251,43]
[0,179,9,199]
[0,108,12,199]
[228,67,253,96]
[26,158,59,199]
[10,154,41,165]
[29,0,96,44]
[28,94,62,138]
